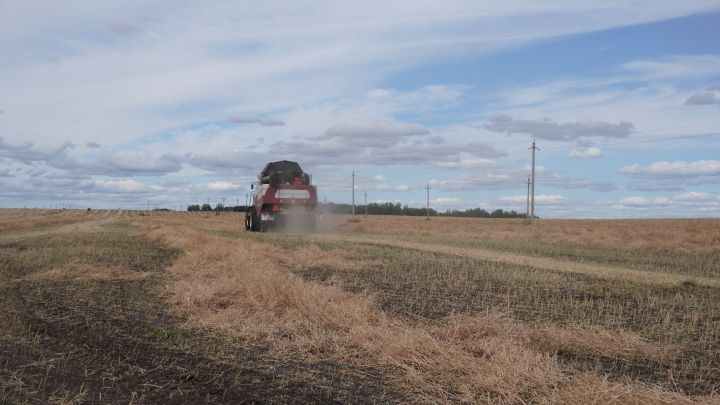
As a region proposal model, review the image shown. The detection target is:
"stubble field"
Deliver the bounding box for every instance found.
[1,209,718,403]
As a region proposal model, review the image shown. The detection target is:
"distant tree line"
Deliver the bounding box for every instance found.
[187,204,248,212]
[444,207,526,218]
[320,202,526,218]
[186,201,526,218]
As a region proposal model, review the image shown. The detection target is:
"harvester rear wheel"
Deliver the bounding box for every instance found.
[246,207,261,232]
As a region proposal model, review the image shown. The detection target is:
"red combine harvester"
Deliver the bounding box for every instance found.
[245,160,318,232]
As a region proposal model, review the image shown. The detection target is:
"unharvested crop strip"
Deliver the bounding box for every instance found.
[311,234,720,288]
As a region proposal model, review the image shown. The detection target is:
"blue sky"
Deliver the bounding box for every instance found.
[1,1,719,217]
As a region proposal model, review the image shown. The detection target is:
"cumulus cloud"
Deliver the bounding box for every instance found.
[271,121,504,167]
[52,151,182,176]
[0,137,73,162]
[620,160,720,177]
[94,179,160,193]
[228,115,285,126]
[685,84,720,106]
[318,121,429,142]
[86,142,101,148]
[428,163,615,193]
[195,181,241,191]
[433,158,498,169]
[376,183,420,192]
[568,147,602,158]
[674,191,717,202]
[619,196,651,206]
[430,173,517,192]
[610,192,720,213]
[432,197,461,205]
[538,174,616,192]
[182,151,266,174]
[484,114,634,141]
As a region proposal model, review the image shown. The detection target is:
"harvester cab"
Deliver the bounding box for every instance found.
[245,160,318,232]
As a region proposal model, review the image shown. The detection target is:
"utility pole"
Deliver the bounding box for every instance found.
[353,170,355,216]
[147,200,150,212]
[425,183,431,218]
[364,190,368,216]
[529,140,539,223]
[524,176,531,221]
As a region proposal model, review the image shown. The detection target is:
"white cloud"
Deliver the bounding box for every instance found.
[52,151,182,177]
[433,158,498,169]
[610,192,720,213]
[622,55,720,79]
[228,114,285,126]
[619,196,650,205]
[568,147,602,158]
[2,0,717,148]
[2,1,720,215]
[94,179,160,193]
[0,137,74,162]
[685,84,720,106]
[196,181,240,191]
[432,197,461,205]
[674,191,717,202]
[499,194,563,203]
[319,120,429,142]
[620,160,720,177]
[271,121,505,167]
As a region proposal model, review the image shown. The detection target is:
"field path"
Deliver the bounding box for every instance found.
[311,234,720,288]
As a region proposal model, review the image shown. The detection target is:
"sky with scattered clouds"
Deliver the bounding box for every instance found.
[1,1,719,217]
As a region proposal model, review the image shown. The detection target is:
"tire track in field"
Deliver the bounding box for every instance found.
[311,234,720,289]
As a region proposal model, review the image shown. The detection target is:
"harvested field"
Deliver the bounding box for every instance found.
[334,215,720,254]
[1,209,718,403]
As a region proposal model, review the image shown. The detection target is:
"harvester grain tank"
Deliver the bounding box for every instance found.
[245,160,318,232]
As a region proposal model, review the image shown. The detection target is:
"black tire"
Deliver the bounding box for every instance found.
[244,209,252,231]
[259,215,268,232]
[246,207,261,232]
